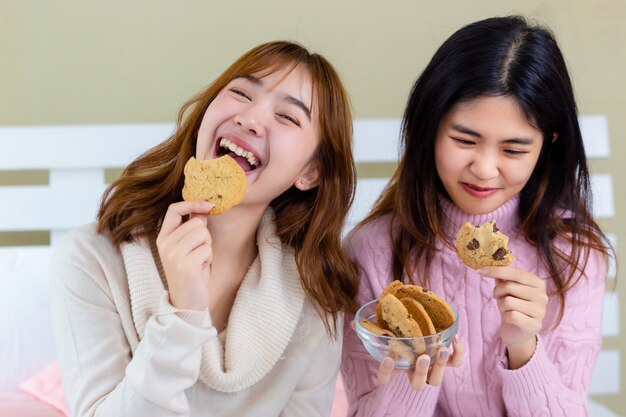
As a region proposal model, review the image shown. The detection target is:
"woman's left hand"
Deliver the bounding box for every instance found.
[477,266,548,368]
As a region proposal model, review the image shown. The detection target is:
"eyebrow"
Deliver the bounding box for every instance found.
[236,75,312,121]
[450,123,535,145]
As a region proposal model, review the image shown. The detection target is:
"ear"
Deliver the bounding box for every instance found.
[294,159,321,191]
[552,132,558,143]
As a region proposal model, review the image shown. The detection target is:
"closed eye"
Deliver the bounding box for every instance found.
[230,88,251,101]
[504,149,529,155]
[277,113,300,126]
[452,137,475,146]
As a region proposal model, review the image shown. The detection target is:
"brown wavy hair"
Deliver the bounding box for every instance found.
[363,16,612,326]
[97,41,359,335]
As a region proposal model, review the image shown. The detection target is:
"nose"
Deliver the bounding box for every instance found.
[234,106,265,137]
[469,152,499,180]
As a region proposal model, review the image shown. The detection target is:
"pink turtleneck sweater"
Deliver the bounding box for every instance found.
[341,196,606,417]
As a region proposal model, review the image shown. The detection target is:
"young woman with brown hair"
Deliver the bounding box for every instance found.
[51,41,358,417]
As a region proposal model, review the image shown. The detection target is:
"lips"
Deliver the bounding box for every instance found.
[462,182,498,197]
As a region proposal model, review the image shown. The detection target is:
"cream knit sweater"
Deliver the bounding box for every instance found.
[51,210,341,417]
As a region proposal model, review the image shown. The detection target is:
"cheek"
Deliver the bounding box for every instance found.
[434,149,457,184]
[195,115,216,157]
[505,163,536,188]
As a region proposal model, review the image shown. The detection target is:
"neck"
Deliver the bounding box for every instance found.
[204,204,269,332]
[207,206,265,268]
[440,195,520,235]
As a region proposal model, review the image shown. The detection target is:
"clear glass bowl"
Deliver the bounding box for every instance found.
[355,298,459,369]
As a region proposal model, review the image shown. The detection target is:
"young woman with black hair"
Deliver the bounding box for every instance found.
[342,16,611,416]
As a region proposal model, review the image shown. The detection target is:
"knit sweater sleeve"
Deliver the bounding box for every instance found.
[498,246,607,417]
[50,226,217,417]
[340,223,440,417]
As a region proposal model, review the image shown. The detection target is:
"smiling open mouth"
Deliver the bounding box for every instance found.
[216,138,259,172]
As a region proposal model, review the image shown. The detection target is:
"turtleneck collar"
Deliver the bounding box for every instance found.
[439,194,520,237]
[121,208,306,393]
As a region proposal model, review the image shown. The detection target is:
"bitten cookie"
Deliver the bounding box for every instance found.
[455,220,514,269]
[182,156,247,215]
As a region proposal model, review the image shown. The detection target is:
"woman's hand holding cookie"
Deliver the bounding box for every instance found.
[376,336,464,391]
[477,266,548,369]
[156,200,214,311]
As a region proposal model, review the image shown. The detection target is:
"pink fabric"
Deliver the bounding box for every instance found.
[0,391,64,417]
[18,362,68,417]
[341,196,606,416]
[330,374,348,417]
[16,362,349,417]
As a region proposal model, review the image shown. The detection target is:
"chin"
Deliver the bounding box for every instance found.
[454,199,499,216]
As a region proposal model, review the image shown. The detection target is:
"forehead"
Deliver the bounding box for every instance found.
[245,63,310,89]
[445,96,539,133]
[248,65,314,100]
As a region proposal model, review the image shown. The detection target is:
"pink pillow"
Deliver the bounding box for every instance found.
[18,362,347,417]
[19,362,68,417]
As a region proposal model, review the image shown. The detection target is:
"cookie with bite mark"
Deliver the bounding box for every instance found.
[456,220,514,269]
[182,156,247,215]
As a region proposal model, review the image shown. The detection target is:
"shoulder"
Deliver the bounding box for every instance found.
[343,215,394,258]
[549,216,609,284]
[343,215,397,303]
[51,223,125,295]
[53,223,119,267]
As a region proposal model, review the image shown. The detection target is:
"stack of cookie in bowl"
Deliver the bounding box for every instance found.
[356,220,514,369]
[355,281,458,369]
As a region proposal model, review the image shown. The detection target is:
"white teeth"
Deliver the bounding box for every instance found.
[219,138,257,166]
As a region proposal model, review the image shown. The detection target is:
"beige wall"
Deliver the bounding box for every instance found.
[2,0,624,413]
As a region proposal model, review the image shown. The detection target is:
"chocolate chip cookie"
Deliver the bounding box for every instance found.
[456,220,514,269]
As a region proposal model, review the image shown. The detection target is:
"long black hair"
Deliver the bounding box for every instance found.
[365,16,610,324]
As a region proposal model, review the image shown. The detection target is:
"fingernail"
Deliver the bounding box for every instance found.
[382,357,393,368]
[439,349,449,360]
[201,201,213,207]
[476,268,487,275]
[419,357,430,367]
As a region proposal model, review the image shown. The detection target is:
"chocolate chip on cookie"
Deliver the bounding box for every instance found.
[455,220,514,269]
[380,294,425,352]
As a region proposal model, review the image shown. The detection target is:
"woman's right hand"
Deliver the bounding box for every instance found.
[156,200,214,311]
[376,336,464,391]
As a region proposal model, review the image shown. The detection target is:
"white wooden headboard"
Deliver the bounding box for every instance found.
[0,124,175,244]
[0,121,403,244]
[0,117,619,402]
